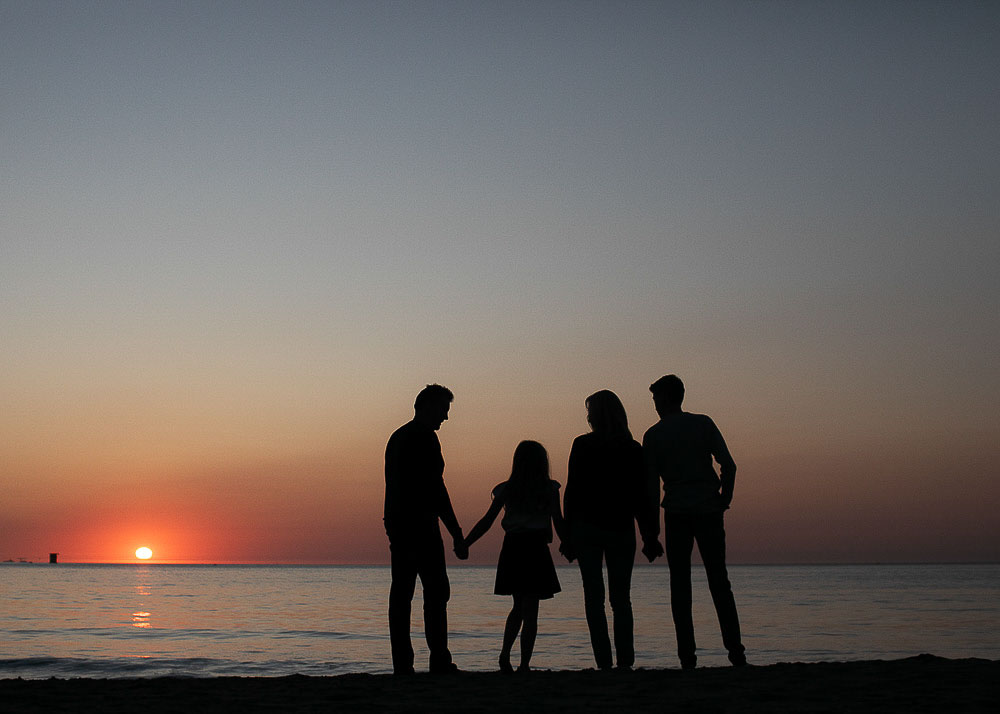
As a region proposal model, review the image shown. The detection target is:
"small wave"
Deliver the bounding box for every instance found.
[271,630,376,640]
[0,656,370,679]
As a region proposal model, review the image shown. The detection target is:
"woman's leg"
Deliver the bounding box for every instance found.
[518,596,540,671]
[605,530,637,668]
[577,542,613,669]
[500,596,522,672]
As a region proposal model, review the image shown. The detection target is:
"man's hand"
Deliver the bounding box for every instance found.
[453,538,469,560]
[720,491,733,510]
[641,538,664,563]
[558,541,576,563]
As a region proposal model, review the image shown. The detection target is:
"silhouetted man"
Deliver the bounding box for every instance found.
[384,384,467,674]
[643,375,746,668]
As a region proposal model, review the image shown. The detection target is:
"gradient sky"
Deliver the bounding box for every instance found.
[2,1,998,564]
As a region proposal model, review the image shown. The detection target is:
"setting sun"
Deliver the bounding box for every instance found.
[135,547,153,560]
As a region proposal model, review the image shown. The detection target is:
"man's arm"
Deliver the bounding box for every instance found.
[435,479,467,559]
[437,482,463,541]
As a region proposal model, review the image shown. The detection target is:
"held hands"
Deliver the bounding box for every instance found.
[453,536,469,561]
[641,538,664,563]
[558,540,576,563]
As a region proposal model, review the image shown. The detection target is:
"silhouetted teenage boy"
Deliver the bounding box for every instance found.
[384,384,467,674]
[643,375,746,668]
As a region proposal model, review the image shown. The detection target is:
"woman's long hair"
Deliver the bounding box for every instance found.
[504,440,550,514]
[585,390,632,440]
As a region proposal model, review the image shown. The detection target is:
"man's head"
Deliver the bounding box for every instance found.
[414,384,454,430]
[649,374,684,416]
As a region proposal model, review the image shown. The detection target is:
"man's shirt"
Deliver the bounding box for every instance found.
[384,419,458,536]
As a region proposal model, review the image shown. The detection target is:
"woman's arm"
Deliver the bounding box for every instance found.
[549,483,570,552]
[564,437,583,529]
[464,495,503,549]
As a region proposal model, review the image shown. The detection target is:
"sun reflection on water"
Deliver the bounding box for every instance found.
[132,566,152,629]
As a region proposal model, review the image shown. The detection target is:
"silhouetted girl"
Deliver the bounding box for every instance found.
[464,440,567,672]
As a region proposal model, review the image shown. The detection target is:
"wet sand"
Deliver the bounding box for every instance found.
[1,655,997,713]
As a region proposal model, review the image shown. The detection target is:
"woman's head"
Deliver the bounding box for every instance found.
[585,390,631,438]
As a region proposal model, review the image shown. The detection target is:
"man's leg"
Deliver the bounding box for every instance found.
[417,532,453,672]
[605,530,636,669]
[388,539,418,674]
[694,512,746,665]
[664,513,697,668]
[577,541,613,669]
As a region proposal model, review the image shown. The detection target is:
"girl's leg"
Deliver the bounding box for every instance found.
[500,596,522,673]
[518,596,540,671]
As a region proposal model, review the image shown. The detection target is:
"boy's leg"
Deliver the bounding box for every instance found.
[664,513,697,667]
[694,512,745,665]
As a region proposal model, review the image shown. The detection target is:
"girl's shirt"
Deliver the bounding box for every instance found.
[492,480,561,541]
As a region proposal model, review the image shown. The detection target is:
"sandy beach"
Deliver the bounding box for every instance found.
[1,655,997,713]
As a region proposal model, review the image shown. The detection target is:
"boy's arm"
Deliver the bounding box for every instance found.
[709,418,737,508]
[640,433,664,562]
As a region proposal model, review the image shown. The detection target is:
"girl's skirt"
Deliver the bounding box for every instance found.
[494,529,560,599]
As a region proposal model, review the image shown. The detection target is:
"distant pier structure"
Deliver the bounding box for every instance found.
[49,553,58,564]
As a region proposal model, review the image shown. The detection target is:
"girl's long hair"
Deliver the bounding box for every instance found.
[585,390,632,440]
[504,440,550,514]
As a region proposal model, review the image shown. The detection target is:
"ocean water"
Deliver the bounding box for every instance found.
[1,563,997,679]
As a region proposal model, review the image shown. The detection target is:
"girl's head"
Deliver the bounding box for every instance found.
[510,440,548,481]
[585,390,632,439]
[506,440,549,508]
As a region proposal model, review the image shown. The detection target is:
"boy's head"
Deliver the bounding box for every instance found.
[649,374,684,415]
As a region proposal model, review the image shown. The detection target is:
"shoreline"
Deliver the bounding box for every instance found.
[2,655,997,713]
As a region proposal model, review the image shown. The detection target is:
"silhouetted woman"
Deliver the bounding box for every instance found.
[564,390,658,670]
[464,440,567,672]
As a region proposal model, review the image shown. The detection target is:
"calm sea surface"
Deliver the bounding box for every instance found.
[1,563,997,678]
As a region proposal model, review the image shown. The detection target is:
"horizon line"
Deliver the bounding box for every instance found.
[4,560,999,567]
